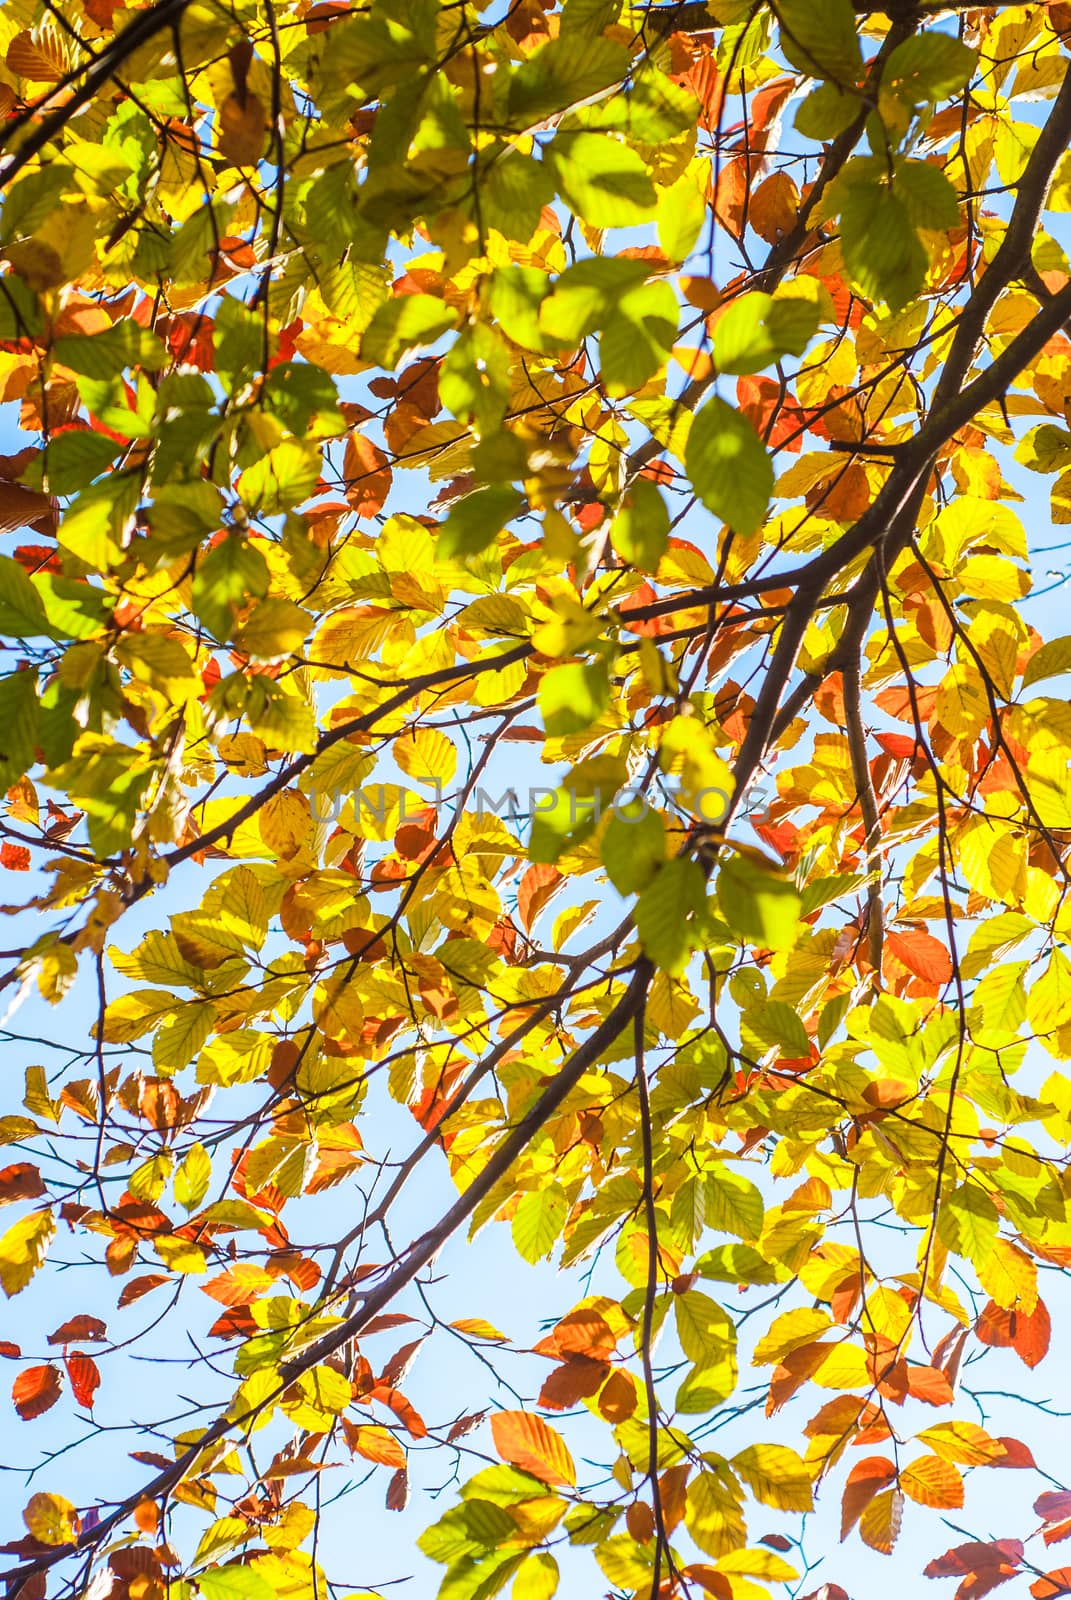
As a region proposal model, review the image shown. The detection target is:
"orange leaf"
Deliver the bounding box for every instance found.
[516,864,562,934]
[1032,1571,1071,1599]
[598,1368,638,1423]
[371,1385,427,1439]
[976,1297,1050,1368]
[12,1363,63,1420]
[901,1455,964,1510]
[0,843,30,871]
[886,929,952,986]
[538,1356,608,1410]
[840,1456,895,1541]
[344,435,392,519]
[65,1353,100,1410]
[344,1422,406,1469]
[549,1308,617,1359]
[490,1410,576,1487]
[682,1568,732,1599]
[0,1162,45,1205]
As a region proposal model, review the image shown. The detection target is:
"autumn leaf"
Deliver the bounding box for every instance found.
[12,1364,63,1420]
[490,1411,576,1487]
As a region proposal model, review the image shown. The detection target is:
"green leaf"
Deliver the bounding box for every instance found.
[237,440,322,515]
[0,554,55,639]
[511,1183,568,1263]
[1016,424,1071,474]
[197,1565,277,1600]
[192,535,270,639]
[600,280,679,396]
[718,851,801,950]
[696,1242,779,1285]
[507,35,629,127]
[438,487,522,561]
[714,286,822,375]
[54,321,165,380]
[544,133,657,230]
[611,477,670,571]
[41,431,121,496]
[361,293,456,367]
[776,0,863,82]
[704,1165,764,1241]
[885,32,977,101]
[0,670,40,789]
[440,324,512,437]
[538,661,610,737]
[794,80,860,140]
[837,178,927,312]
[601,804,666,894]
[675,1289,736,1366]
[895,159,960,231]
[1024,634,1071,687]
[685,396,773,537]
[634,857,705,974]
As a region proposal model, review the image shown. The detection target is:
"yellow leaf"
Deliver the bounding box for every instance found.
[977,1237,1038,1312]
[900,1455,964,1510]
[731,1443,813,1512]
[0,1208,55,1297]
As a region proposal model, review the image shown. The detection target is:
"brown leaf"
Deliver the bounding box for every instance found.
[6,29,66,81]
[12,1364,63,1420]
[218,92,266,165]
[48,1314,107,1345]
[0,1163,45,1206]
[0,482,55,537]
[538,1356,608,1410]
[385,1466,408,1511]
[117,1274,169,1307]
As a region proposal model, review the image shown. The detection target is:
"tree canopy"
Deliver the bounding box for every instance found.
[4,0,1071,1596]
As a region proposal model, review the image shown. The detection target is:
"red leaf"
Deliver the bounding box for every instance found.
[48,1314,107,1345]
[65,1352,100,1409]
[0,1342,21,1358]
[1036,1494,1071,1525]
[977,1297,1051,1368]
[0,842,30,871]
[924,1540,1024,1600]
[0,1162,45,1205]
[12,1363,63,1420]
[886,928,953,985]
